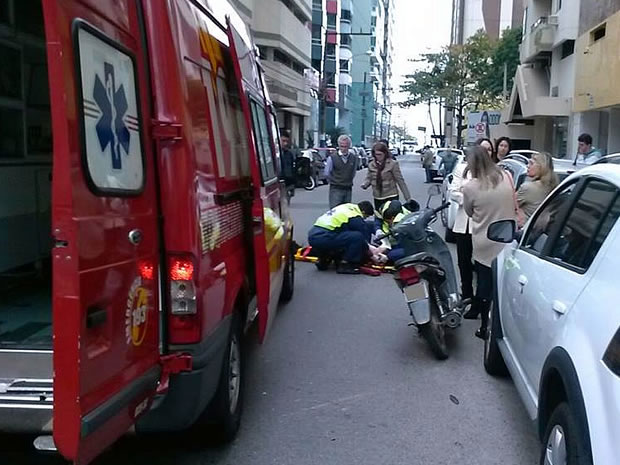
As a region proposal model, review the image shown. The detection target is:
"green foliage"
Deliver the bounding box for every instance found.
[326,126,346,146]
[400,28,523,145]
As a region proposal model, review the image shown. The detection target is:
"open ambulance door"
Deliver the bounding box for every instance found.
[43,1,163,462]
[226,19,285,342]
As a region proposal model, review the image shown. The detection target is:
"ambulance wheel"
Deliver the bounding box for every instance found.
[199,312,244,443]
[280,243,295,302]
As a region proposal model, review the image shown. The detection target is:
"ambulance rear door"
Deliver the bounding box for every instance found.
[43,1,162,462]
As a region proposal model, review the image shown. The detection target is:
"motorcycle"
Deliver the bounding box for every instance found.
[295,154,316,191]
[379,185,469,359]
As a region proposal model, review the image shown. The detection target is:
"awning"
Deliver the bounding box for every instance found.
[502,65,572,123]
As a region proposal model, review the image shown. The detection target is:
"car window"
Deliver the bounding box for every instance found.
[548,180,619,270]
[522,182,577,254]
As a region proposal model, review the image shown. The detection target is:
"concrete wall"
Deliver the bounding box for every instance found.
[550,47,576,98]
[554,0,580,45]
[578,0,620,35]
[574,8,620,112]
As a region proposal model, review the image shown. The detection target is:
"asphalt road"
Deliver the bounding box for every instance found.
[0,154,539,465]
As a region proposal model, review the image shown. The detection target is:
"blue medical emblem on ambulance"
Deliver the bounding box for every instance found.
[93,62,130,170]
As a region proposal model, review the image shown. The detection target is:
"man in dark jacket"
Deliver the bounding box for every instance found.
[280,131,296,197]
[308,201,374,274]
[323,135,357,208]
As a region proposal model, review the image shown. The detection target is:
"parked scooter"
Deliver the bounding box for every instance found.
[295,154,316,191]
[379,185,469,359]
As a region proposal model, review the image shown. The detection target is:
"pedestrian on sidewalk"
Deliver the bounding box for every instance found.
[361,141,412,212]
[463,146,517,339]
[476,137,496,162]
[517,152,558,226]
[280,131,296,198]
[574,133,604,165]
[324,135,358,208]
[438,148,458,177]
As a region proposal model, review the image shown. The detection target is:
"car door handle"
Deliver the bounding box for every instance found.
[552,300,567,315]
[518,275,528,286]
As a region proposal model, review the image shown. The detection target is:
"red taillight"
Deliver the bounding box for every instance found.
[139,261,155,280]
[397,266,420,286]
[170,259,194,281]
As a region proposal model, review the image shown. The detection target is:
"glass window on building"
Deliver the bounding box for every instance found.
[327,14,336,27]
[552,117,569,158]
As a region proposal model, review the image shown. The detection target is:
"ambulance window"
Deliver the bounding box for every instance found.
[250,101,276,182]
[75,24,145,195]
[269,109,282,173]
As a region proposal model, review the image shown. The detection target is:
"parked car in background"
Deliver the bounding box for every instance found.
[499,158,529,189]
[507,149,538,160]
[594,153,620,165]
[485,164,620,465]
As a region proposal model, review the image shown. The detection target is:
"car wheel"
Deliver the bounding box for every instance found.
[280,243,295,302]
[540,402,593,465]
[444,228,456,243]
[483,300,508,376]
[197,312,244,444]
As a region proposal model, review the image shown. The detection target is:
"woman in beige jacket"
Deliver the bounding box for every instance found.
[463,146,516,339]
[361,142,411,211]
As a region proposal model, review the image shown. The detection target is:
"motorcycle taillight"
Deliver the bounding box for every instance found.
[396,266,420,286]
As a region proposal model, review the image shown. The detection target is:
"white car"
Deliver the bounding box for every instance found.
[485,164,620,465]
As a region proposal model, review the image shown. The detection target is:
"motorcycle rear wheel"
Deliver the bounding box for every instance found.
[418,287,449,360]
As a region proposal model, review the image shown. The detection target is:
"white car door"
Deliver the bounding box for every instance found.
[503,178,620,401]
[500,181,578,396]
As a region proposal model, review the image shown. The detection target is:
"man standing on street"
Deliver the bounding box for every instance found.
[324,134,358,208]
[280,131,296,198]
[422,146,434,183]
[574,133,604,165]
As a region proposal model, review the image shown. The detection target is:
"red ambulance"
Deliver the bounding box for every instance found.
[0,0,295,463]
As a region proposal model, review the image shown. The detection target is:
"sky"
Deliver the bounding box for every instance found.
[391,0,453,144]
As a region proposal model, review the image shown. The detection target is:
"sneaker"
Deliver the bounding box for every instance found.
[336,263,360,274]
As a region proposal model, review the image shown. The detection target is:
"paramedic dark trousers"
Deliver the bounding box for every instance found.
[308,226,367,264]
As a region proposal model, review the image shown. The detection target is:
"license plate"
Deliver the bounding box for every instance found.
[404,282,427,302]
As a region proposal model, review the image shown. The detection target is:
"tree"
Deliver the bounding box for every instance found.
[401,28,522,147]
[326,126,345,147]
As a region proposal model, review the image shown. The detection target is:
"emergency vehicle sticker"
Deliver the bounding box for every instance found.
[78,27,143,191]
[125,276,149,347]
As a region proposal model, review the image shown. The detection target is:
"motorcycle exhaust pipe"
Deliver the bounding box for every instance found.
[441,310,462,329]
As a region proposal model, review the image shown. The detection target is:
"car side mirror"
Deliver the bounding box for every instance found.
[487,220,517,243]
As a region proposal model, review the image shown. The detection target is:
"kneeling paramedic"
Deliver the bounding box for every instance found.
[377,200,412,263]
[308,201,375,274]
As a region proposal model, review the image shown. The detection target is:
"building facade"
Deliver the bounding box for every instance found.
[573,0,620,155]
[349,0,387,147]
[503,0,581,157]
[231,0,314,147]
[451,0,524,44]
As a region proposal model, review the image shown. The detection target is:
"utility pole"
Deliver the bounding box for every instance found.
[360,71,368,146]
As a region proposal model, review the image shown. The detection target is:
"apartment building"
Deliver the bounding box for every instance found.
[574,0,620,155]
[231,0,313,147]
[451,0,524,44]
[502,0,580,157]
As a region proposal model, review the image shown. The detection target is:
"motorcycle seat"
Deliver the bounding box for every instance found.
[395,253,440,268]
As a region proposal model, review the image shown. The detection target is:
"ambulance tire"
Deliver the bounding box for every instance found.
[200,312,244,444]
[280,244,295,302]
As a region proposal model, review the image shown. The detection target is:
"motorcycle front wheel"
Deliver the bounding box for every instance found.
[418,286,449,360]
[304,176,316,191]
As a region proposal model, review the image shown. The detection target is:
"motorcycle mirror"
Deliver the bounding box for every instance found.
[487,220,517,243]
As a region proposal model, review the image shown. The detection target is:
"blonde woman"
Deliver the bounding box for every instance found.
[463,146,516,339]
[517,152,558,225]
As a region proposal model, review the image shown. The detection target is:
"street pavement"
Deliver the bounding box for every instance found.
[0,154,539,465]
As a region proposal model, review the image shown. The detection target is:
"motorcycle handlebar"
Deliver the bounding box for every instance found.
[431,202,451,215]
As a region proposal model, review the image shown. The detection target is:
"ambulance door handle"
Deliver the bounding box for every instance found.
[128,229,143,245]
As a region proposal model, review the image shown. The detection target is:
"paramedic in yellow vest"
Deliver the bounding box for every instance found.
[379,200,411,263]
[308,201,374,274]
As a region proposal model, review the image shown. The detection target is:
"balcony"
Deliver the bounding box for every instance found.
[520,17,557,63]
